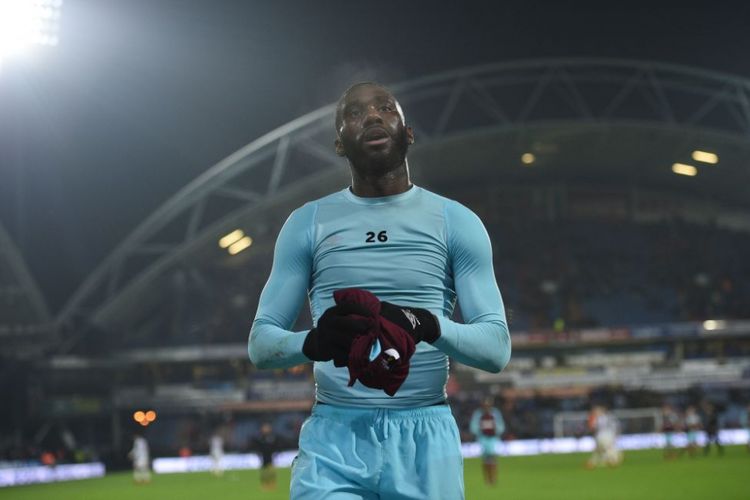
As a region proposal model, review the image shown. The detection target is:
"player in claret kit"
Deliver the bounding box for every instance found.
[661,403,682,460]
[248,82,511,499]
[470,397,505,485]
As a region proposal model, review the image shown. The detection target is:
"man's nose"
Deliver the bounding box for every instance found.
[363,106,384,125]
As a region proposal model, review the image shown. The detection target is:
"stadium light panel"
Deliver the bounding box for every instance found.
[691,150,718,164]
[145,410,157,422]
[219,229,244,249]
[702,319,726,331]
[133,411,145,423]
[671,163,697,177]
[521,153,535,165]
[228,236,253,255]
[0,0,63,62]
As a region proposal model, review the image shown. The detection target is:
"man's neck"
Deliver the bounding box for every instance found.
[349,161,412,197]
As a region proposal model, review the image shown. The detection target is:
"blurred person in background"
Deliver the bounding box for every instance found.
[128,432,151,484]
[469,397,505,485]
[40,450,56,467]
[586,405,622,468]
[661,403,682,460]
[743,404,750,453]
[251,423,279,491]
[701,402,723,456]
[683,405,702,457]
[209,430,225,477]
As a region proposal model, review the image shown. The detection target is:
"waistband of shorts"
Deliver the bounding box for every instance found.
[311,401,451,420]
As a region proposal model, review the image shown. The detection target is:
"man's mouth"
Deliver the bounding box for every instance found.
[362,128,390,146]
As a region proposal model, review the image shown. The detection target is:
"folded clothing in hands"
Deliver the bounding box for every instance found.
[332,288,416,397]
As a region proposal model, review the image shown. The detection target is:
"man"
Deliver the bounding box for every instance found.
[742,404,750,453]
[209,430,225,477]
[586,405,621,468]
[702,402,723,456]
[128,433,150,484]
[469,397,505,485]
[661,403,682,460]
[250,423,279,491]
[248,82,511,499]
[683,405,701,456]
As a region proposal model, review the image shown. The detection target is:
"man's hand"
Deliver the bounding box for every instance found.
[302,302,373,365]
[379,302,441,344]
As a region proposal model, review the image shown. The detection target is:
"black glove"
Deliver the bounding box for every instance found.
[302,303,374,365]
[379,302,441,344]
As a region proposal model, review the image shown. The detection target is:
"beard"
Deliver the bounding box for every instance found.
[343,127,410,176]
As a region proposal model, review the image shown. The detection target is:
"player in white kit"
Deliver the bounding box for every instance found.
[586,405,621,468]
[128,434,151,483]
[684,405,701,456]
[210,432,225,476]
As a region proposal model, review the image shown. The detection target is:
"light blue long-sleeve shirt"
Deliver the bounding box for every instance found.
[248,185,511,408]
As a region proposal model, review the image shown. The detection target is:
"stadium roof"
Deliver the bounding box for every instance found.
[0,220,49,327]
[0,219,53,358]
[56,58,750,338]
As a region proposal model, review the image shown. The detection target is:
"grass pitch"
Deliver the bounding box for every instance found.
[1,446,746,499]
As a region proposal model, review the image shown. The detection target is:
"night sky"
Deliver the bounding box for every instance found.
[1,0,749,312]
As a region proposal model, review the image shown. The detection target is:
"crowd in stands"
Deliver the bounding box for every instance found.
[493,219,750,330]
[108,217,750,350]
[0,426,100,465]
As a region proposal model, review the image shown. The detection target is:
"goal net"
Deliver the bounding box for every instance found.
[553,408,662,438]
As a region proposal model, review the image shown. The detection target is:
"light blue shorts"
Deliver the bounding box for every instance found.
[290,403,464,500]
[686,430,699,445]
[477,436,498,463]
[664,432,675,447]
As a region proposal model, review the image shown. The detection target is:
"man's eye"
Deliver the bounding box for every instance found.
[348,109,361,117]
[380,105,393,112]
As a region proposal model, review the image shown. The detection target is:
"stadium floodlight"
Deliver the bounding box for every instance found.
[521,153,535,165]
[0,0,63,63]
[228,236,253,255]
[671,163,697,177]
[219,229,244,249]
[691,150,719,164]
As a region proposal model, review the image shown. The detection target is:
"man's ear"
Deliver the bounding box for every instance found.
[406,126,415,145]
[335,138,346,156]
